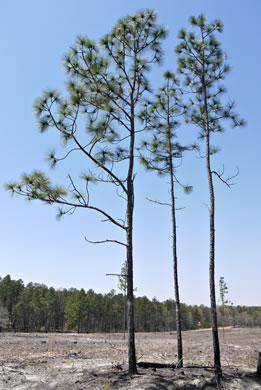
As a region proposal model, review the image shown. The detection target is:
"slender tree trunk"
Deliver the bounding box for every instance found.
[168,143,183,368]
[222,306,225,343]
[77,314,81,334]
[123,288,126,339]
[200,37,222,374]
[204,93,222,377]
[256,352,261,378]
[126,117,137,375]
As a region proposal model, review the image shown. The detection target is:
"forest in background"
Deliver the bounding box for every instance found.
[0,275,260,334]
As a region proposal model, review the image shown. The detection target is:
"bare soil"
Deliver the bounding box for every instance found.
[0,328,261,389]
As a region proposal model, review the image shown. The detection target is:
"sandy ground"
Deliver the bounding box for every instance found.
[0,328,261,389]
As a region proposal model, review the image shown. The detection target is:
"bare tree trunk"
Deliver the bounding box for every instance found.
[205,114,222,377]
[256,352,261,378]
[222,306,225,343]
[169,150,183,368]
[126,219,136,374]
[123,289,126,339]
[200,45,221,374]
[126,120,137,375]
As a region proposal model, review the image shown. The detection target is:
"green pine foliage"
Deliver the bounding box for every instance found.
[139,70,196,185]
[0,275,259,333]
[175,14,245,376]
[5,9,167,220]
[4,11,168,374]
[175,14,245,140]
[139,70,198,367]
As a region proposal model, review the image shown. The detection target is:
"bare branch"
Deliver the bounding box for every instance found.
[204,202,210,212]
[85,237,127,247]
[146,197,171,207]
[117,218,126,225]
[116,186,127,202]
[68,174,87,205]
[196,151,206,159]
[175,206,186,211]
[212,166,239,188]
[106,273,128,276]
[49,145,87,165]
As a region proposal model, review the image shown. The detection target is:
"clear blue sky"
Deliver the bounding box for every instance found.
[1,0,260,306]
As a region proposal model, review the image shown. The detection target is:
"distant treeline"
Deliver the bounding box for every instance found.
[0,275,260,333]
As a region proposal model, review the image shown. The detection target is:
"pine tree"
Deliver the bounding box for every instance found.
[175,14,245,376]
[118,260,127,338]
[5,10,167,374]
[65,289,88,333]
[139,71,195,367]
[219,276,232,342]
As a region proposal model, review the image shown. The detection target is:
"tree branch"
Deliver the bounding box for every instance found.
[11,187,126,230]
[146,197,171,207]
[106,273,128,276]
[85,237,127,247]
[72,136,128,194]
[212,166,239,188]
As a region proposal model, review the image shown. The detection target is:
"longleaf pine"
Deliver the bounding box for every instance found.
[139,71,195,367]
[5,10,167,375]
[176,15,245,376]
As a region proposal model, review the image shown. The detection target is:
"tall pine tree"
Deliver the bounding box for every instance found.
[176,14,245,376]
[5,10,167,374]
[139,71,195,367]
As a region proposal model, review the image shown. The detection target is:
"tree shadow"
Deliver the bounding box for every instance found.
[81,367,261,389]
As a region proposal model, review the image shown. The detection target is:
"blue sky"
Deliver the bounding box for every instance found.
[1,0,260,306]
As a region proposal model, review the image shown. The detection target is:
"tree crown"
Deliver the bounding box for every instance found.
[175,14,245,139]
[5,10,167,221]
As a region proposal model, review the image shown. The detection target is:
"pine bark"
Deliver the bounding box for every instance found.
[126,112,137,375]
[256,352,261,378]
[168,136,183,368]
[203,82,222,377]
